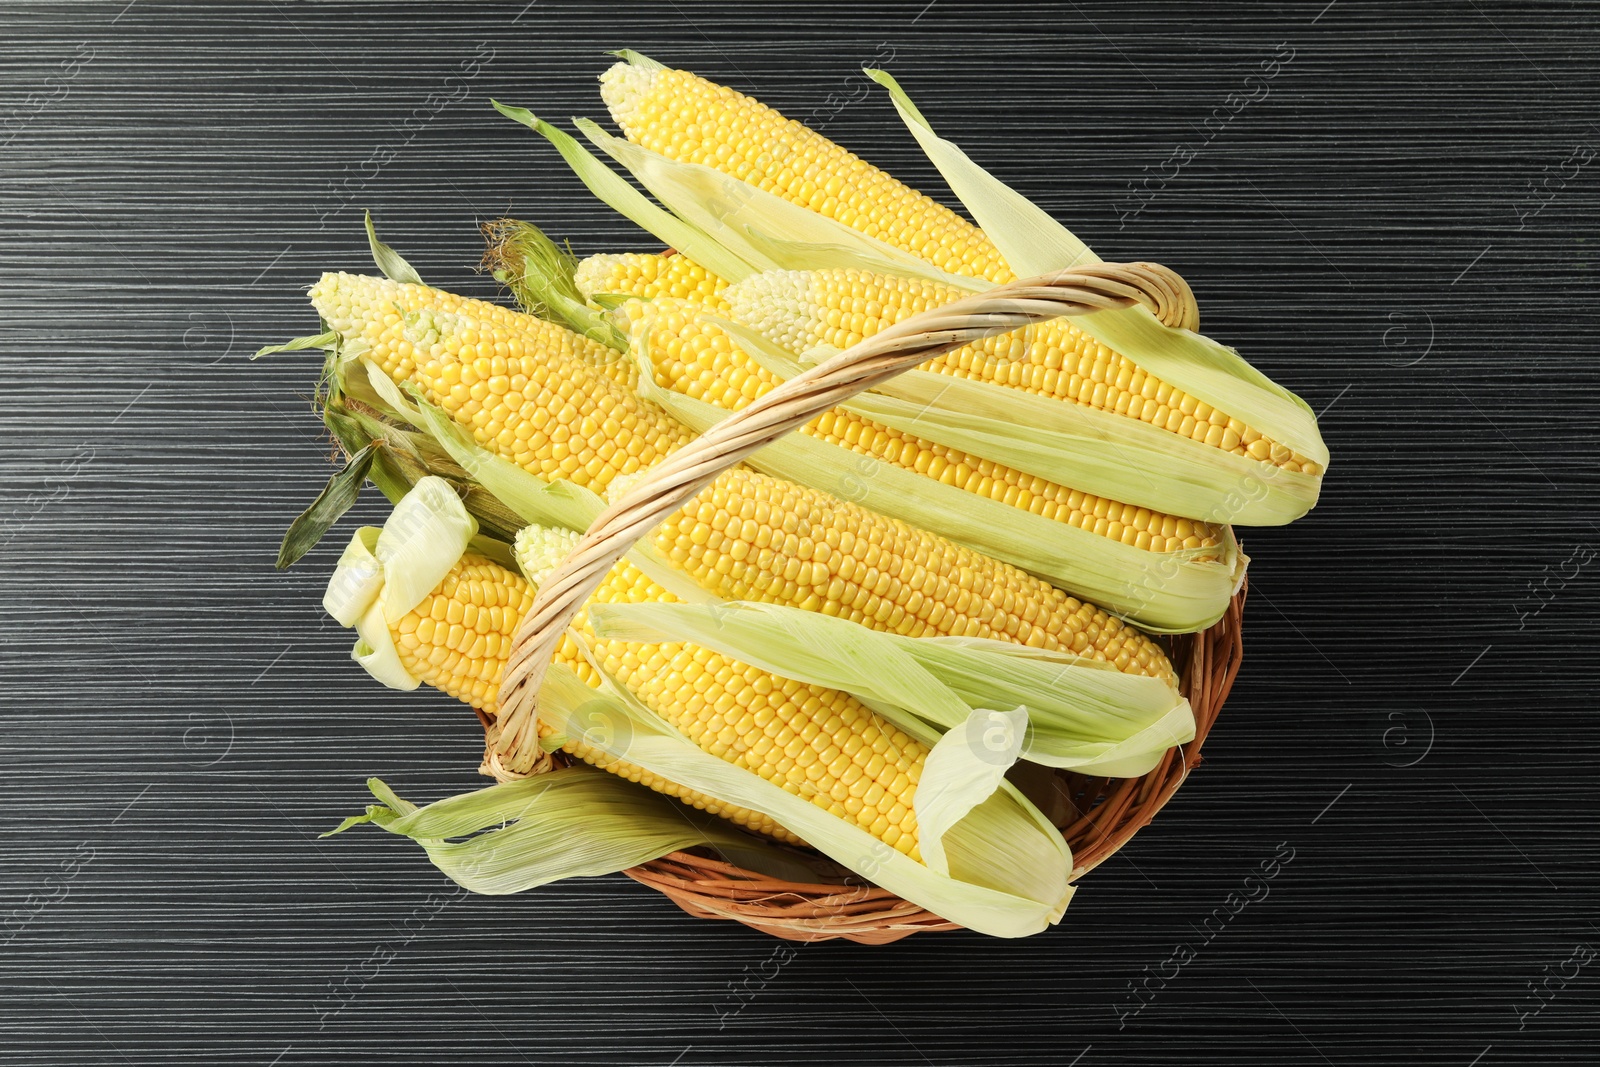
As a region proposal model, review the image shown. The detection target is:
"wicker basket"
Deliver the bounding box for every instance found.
[480,261,1245,943]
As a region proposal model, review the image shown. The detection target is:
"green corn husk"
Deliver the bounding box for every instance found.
[587,598,1194,779]
[363,209,425,286]
[326,766,840,891]
[810,346,1320,528]
[481,216,627,351]
[260,338,577,554]
[573,115,972,290]
[862,67,1326,468]
[539,662,1071,935]
[719,319,1318,529]
[491,101,759,285]
[257,230,546,555]
[259,273,756,606]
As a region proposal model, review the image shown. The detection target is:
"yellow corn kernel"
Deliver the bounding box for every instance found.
[629,300,1222,556]
[728,268,1323,475]
[574,252,731,312]
[309,272,695,494]
[658,468,1177,688]
[389,552,927,856]
[600,61,1014,283]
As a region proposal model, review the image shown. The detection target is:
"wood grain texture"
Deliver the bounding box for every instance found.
[2,1,1596,1063]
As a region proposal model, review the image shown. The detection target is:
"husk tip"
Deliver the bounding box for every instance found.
[478,218,582,318]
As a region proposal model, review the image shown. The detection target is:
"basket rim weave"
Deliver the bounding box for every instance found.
[479,261,1238,943]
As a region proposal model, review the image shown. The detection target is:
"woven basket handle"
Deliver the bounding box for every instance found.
[487,261,1198,778]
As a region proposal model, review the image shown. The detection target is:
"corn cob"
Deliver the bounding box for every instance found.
[729,268,1324,476]
[574,251,730,311]
[387,548,931,853]
[312,274,1176,683]
[600,60,1014,284]
[621,297,1222,556]
[595,61,1321,479]
[310,272,692,492]
[652,467,1177,688]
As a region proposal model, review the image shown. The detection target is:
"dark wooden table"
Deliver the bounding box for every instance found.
[3,2,1596,1063]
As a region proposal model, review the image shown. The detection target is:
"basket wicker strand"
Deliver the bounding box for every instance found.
[485,261,1243,943]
